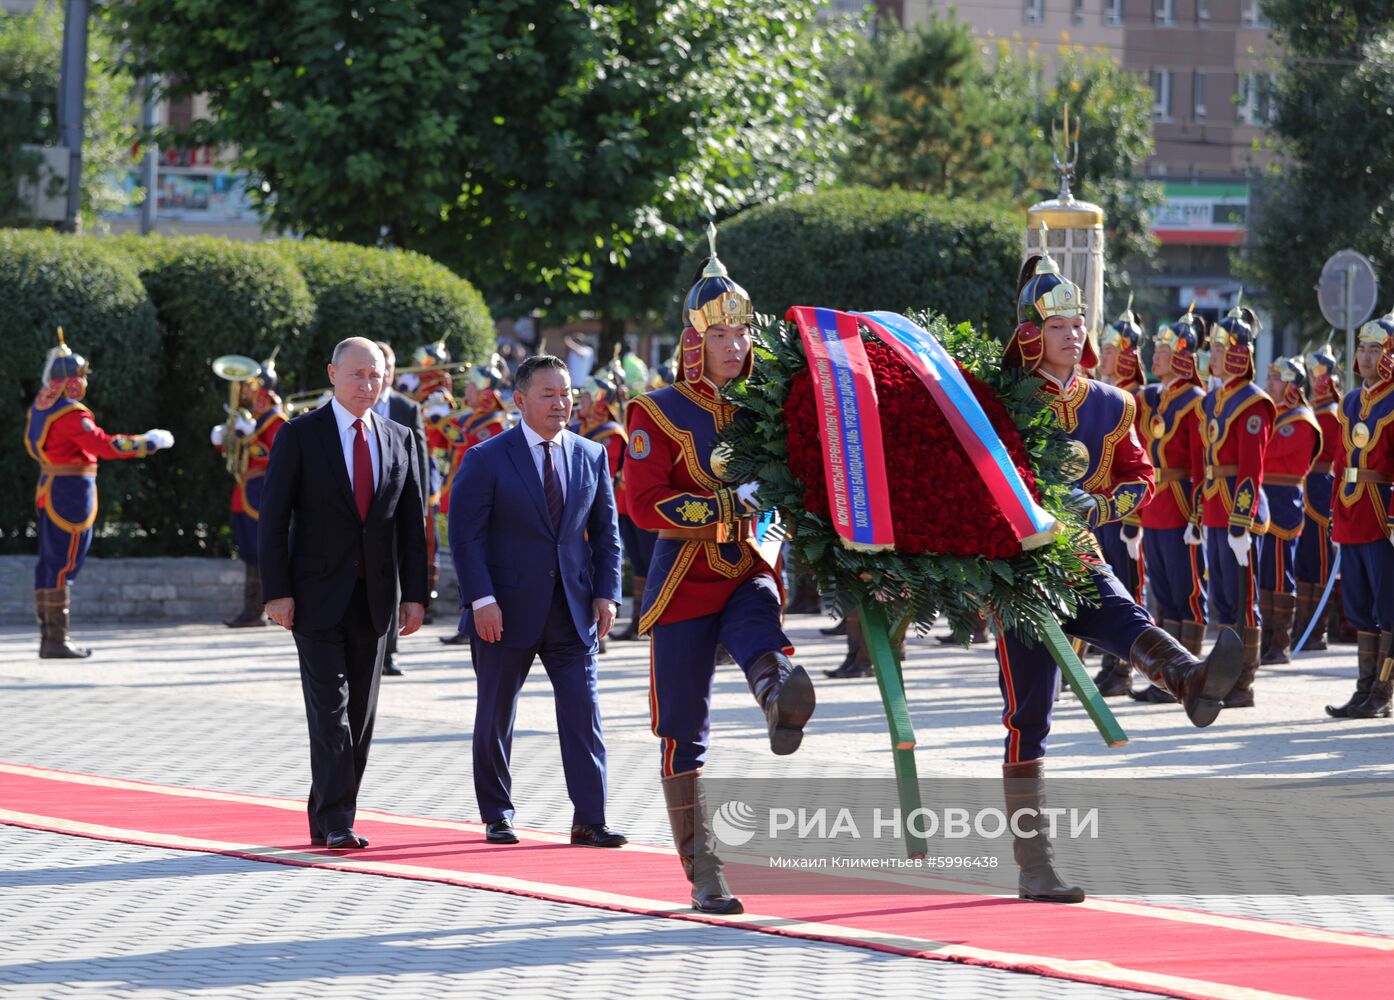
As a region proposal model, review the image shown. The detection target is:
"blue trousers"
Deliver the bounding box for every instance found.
[34,475,96,590]
[232,511,259,566]
[1205,527,1262,629]
[1296,474,1334,586]
[649,574,791,777]
[618,513,657,577]
[470,584,609,825]
[995,565,1154,763]
[1339,541,1394,634]
[1095,522,1143,603]
[1143,526,1206,624]
[1259,533,1297,594]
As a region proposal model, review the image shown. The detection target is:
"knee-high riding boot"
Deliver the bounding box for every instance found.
[661,769,743,914]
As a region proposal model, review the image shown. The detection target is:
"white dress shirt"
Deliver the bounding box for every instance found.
[330,397,381,490]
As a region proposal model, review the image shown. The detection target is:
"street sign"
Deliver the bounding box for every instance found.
[1318,249,1378,330]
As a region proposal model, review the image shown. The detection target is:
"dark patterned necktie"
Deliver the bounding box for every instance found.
[541,441,563,532]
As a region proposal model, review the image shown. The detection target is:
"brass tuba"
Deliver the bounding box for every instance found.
[211,354,260,477]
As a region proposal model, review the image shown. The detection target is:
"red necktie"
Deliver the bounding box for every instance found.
[542,441,564,533]
[352,418,373,520]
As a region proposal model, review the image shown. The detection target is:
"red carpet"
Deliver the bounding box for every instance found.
[1,762,1388,1000]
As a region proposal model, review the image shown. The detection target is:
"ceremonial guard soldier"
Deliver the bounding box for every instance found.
[211,353,287,627]
[625,227,816,916]
[399,340,457,609]
[575,370,628,651]
[999,249,1242,903]
[1295,346,1343,650]
[1091,302,1147,696]
[612,365,663,642]
[1130,309,1210,704]
[1258,358,1321,664]
[1326,312,1394,720]
[1198,302,1275,707]
[25,329,174,657]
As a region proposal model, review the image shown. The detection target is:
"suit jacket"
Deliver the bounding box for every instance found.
[384,389,429,506]
[447,424,622,649]
[259,402,429,634]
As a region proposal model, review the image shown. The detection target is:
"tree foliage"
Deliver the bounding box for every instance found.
[1239,1,1394,339]
[0,0,136,228]
[111,0,852,318]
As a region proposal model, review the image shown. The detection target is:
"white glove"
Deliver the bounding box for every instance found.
[735,481,761,512]
[1227,530,1250,567]
[424,402,452,419]
[1184,523,1202,546]
[234,414,256,436]
[1388,529,1394,549]
[397,372,421,393]
[1122,526,1142,561]
[145,429,175,451]
[209,424,225,447]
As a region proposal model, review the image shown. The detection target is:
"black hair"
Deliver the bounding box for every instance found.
[515,354,569,392]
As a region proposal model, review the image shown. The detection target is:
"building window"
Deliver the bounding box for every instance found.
[1196,0,1212,22]
[1024,0,1044,26]
[1238,72,1275,125]
[1155,0,1176,26]
[1193,71,1207,119]
[1151,69,1173,121]
[1242,1,1269,28]
[1104,0,1123,26]
[1073,0,1085,25]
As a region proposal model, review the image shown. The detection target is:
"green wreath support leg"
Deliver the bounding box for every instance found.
[1037,617,1129,748]
[854,597,928,859]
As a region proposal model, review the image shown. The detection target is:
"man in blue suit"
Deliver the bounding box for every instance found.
[448,354,627,848]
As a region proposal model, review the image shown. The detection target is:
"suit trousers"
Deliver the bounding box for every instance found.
[649,574,791,777]
[1259,532,1298,594]
[470,583,608,826]
[994,565,1154,763]
[1340,541,1394,633]
[293,578,387,836]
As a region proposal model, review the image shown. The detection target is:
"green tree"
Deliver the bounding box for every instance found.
[0,0,135,227]
[839,14,1023,199]
[111,0,852,325]
[1239,1,1394,339]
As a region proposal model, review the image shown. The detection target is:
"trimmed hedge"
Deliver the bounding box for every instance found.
[275,238,495,369]
[0,230,162,555]
[2,231,496,557]
[118,235,317,555]
[715,187,1021,339]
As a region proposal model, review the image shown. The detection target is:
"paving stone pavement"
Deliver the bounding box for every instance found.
[0,613,1391,998]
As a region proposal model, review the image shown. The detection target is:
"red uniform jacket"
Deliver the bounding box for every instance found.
[1136,381,1206,530]
[1333,380,1394,545]
[1261,404,1321,540]
[1200,378,1276,532]
[440,404,508,513]
[215,408,286,516]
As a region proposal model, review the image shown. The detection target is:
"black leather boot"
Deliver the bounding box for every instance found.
[1004,760,1084,903]
[225,563,269,628]
[1262,591,1295,664]
[1327,630,1381,718]
[825,615,874,678]
[37,587,91,659]
[1349,631,1394,719]
[747,652,815,755]
[612,576,645,640]
[1128,624,1242,727]
[661,770,744,914]
[1257,589,1274,660]
[1092,650,1132,697]
[1294,581,1325,651]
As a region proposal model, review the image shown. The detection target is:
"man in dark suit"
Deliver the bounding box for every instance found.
[448,354,626,849]
[373,341,429,676]
[260,337,429,851]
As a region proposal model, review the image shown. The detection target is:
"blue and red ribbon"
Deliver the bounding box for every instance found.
[788,306,896,551]
[857,310,1058,550]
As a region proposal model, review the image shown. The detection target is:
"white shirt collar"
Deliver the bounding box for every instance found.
[330,396,374,434]
[520,420,565,450]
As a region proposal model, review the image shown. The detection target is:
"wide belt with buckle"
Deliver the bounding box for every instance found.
[1205,464,1239,481]
[39,462,98,477]
[657,520,754,543]
[1264,473,1305,487]
[1310,461,1334,475]
[1345,468,1392,485]
[1156,468,1190,483]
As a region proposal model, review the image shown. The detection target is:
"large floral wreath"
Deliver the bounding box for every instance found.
[719,309,1098,640]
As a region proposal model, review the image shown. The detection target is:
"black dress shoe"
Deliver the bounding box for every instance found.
[310,833,326,846]
[382,660,404,676]
[440,631,470,646]
[819,620,848,637]
[485,819,519,844]
[325,829,368,849]
[570,823,628,848]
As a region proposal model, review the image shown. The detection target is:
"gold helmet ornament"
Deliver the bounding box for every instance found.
[680,222,755,384]
[1006,224,1096,371]
[1212,292,1260,380]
